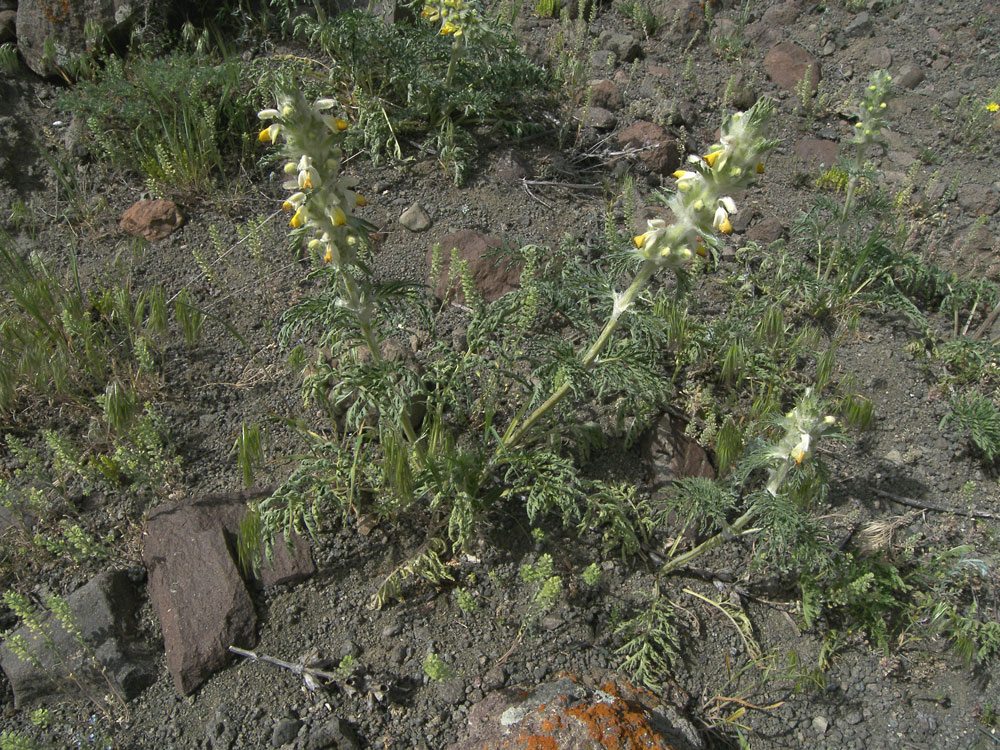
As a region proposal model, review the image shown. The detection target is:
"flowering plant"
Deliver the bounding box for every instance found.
[258,90,384,355]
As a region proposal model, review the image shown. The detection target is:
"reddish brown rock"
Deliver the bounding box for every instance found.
[747,216,786,244]
[793,137,840,169]
[428,231,521,304]
[617,121,683,176]
[763,41,821,94]
[760,1,799,26]
[143,491,314,695]
[120,200,184,242]
[643,412,715,490]
[589,78,624,111]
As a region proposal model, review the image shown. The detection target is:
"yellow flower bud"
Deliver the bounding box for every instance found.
[703,151,721,167]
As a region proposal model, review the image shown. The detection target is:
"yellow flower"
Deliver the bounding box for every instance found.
[713,196,737,235]
[440,20,459,34]
[633,219,668,253]
[258,124,279,143]
[289,207,306,228]
[988,101,1000,112]
[672,170,698,191]
[703,150,722,167]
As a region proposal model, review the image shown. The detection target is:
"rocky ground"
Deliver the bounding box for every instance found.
[1,0,1000,748]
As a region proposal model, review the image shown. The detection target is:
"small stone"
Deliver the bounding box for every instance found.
[844,11,872,38]
[120,200,184,242]
[895,64,924,90]
[399,203,431,232]
[589,79,624,111]
[813,716,829,734]
[884,449,904,466]
[271,717,303,747]
[865,45,892,69]
[793,138,839,169]
[578,105,616,130]
[763,42,821,94]
[760,1,799,26]
[492,149,531,182]
[746,217,784,244]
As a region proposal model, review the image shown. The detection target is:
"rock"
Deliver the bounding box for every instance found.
[813,715,829,734]
[726,72,758,111]
[144,521,256,696]
[447,678,704,750]
[596,31,643,63]
[894,64,924,90]
[578,105,617,130]
[205,708,237,750]
[143,491,315,695]
[957,183,999,216]
[0,9,15,44]
[763,42,821,94]
[643,412,715,491]
[589,49,615,73]
[16,0,137,78]
[271,717,303,747]
[617,121,683,176]
[399,202,432,232]
[0,570,156,708]
[864,45,892,70]
[427,230,521,304]
[760,1,799,26]
[844,11,872,38]
[492,149,532,182]
[589,79,624,111]
[119,200,184,242]
[746,217,785,244]
[793,138,839,169]
[305,718,362,750]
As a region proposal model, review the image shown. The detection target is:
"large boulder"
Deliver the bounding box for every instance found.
[0,570,156,708]
[17,0,140,78]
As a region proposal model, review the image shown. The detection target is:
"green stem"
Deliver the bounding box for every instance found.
[339,273,422,449]
[445,39,461,90]
[502,260,657,451]
[660,505,758,575]
[833,142,867,271]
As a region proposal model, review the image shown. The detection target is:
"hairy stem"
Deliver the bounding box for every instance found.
[502,260,657,450]
[660,505,758,575]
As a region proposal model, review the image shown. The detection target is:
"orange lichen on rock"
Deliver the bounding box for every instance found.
[566,694,667,750]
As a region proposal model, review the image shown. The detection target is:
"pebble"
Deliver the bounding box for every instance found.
[399,203,432,232]
[271,717,302,747]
